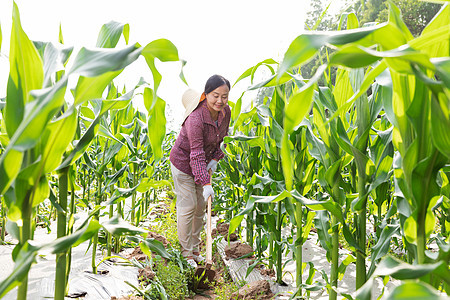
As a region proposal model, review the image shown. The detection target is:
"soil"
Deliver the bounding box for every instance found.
[212,222,238,241]
[224,242,254,259]
[126,231,169,261]
[119,225,270,300]
[138,266,155,283]
[231,280,274,299]
[146,231,170,247]
[259,268,276,278]
[127,246,148,261]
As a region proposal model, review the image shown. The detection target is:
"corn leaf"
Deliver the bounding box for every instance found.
[145,88,166,161]
[57,92,133,170]
[5,2,44,137]
[385,282,444,300]
[96,21,129,48]
[140,238,171,260]
[141,39,179,106]
[102,215,147,236]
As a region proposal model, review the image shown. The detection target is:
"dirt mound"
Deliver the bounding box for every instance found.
[225,242,254,259]
[147,231,169,247]
[127,247,147,261]
[232,280,274,299]
[212,222,238,241]
[138,266,155,284]
[259,268,275,277]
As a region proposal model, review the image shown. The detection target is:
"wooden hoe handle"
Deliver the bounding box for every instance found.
[206,170,213,268]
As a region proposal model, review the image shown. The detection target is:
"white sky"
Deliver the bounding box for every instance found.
[0,0,347,130]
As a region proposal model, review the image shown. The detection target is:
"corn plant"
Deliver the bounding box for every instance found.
[0,2,186,299]
[219,1,450,299]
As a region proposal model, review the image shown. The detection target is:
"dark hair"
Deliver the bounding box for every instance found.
[204,74,230,94]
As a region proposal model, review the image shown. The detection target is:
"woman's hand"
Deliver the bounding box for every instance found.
[203,184,214,200]
[206,159,218,174]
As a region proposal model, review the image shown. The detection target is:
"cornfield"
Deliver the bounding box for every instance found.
[0,1,449,300]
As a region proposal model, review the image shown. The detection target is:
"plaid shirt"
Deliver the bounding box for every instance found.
[170,100,231,185]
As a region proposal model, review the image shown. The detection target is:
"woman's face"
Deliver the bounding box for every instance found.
[205,84,229,115]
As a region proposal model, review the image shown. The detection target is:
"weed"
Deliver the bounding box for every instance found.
[153,256,192,299]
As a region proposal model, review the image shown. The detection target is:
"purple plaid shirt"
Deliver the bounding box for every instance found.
[170,100,231,185]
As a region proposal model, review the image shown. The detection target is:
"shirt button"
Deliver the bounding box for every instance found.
[216,134,219,137]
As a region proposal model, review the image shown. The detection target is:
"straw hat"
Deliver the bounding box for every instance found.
[182,88,204,123]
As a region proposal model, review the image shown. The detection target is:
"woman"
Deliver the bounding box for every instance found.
[169,74,231,267]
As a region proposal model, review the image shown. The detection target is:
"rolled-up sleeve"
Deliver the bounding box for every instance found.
[185,113,210,185]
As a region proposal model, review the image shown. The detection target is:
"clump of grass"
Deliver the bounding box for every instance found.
[148,201,179,249]
[153,256,192,299]
[213,282,240,300]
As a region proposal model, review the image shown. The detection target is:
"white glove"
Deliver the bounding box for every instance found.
[203,184,214,201]
[207,159,218,174]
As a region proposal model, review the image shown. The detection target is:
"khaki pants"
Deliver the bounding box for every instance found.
[170,163,206,257]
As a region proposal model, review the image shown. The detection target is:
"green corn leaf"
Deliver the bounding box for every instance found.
[374,256,443,279]
[96,21,129,48]
[45,219,101,252]
[281,132,293,190]
[330,61,388,125]
[69,43,141,77]
[0,217,100,297]
[432,58,450,89]
[146,89,166,161]
[355,277,374,300]
[233,58,278,87]
[338,254,356,281]
[0,149,23,196]
[314,211,331,255]
[387,0,414,42]
[140,238,171,260]
[385,281,444,300]
[284,82,315,134]
[73,71,121,105]
[41,42,73,87]
[301,210,316,243]
[253,191,292,204]
[290,190,343,221]
[102,215,147,236]
[12,77,67,151]
[372,224,400,262]
[279,24,386,77]
[57,92,133,170]
[0,77,68,194]
[106,185,139,205]
[411,151,447,212]
[137,179,171,193]
[325,158,342,187]
[5,2,44,137]
[431,92,450,159]
[229,196,260,234]
[224,134,265,150]
[248,72,293,90]
[179,59,188,86]
[416,4,450,59]
[141,39,179,105]
[39,107,77,173]
[98,124,125,145]
[0,242,39,298]
[230,92,243,123]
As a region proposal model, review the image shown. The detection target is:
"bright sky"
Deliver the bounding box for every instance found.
[0,0,347,130]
